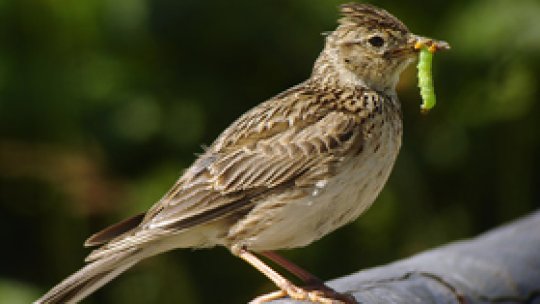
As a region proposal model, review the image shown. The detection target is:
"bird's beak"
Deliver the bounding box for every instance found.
[385,35,450,59]
[409,34,450,53]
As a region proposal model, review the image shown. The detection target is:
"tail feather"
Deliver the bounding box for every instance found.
[35,248,142,304]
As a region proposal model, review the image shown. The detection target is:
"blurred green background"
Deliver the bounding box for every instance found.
[1,0,539,303]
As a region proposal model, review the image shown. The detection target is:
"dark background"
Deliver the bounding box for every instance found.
[1,0,539,303]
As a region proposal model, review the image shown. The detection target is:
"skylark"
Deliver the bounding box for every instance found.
[36,3,448,304]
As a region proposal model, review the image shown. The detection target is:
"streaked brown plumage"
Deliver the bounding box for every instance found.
[36,3,448,304]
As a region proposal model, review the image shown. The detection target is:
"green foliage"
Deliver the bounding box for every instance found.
[1,1,539,303]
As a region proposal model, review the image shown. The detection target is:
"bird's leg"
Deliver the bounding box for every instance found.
[260,251,324,285]
[260,251,357,304]
[231,246,356,304]
[232,246,312,302]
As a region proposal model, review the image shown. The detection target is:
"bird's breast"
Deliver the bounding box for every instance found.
[227,104,402,251]
[305,109,402,242]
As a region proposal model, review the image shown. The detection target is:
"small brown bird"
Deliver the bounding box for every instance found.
[36,3,448,304]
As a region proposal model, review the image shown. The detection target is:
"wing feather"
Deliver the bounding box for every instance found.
[145,110,362,230]
[88,83,376,257]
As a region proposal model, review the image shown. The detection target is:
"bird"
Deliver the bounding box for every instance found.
[36,3,449,304]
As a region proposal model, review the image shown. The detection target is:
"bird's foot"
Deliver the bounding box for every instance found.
[250,282,356,304]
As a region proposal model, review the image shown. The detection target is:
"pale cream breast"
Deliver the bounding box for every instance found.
[226,101,402,251]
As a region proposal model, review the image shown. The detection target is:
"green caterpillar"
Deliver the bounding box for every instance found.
[417,45,436,113]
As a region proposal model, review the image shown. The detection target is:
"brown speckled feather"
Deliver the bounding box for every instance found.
[86,80,386,260]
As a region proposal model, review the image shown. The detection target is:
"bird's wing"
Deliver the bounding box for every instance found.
[141,84,369,230]
[144,112,362,228]
[86,84,377,259]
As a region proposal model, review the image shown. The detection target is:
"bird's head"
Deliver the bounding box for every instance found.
[315,3,448,92]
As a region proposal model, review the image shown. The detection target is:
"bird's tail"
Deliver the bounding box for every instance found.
[34,247,144,304]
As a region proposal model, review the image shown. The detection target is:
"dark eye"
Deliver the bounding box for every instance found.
[368,36,385,47]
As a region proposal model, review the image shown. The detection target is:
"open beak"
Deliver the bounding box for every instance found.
[409,35,450,53]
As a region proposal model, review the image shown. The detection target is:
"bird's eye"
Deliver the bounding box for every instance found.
[368,36,385,47]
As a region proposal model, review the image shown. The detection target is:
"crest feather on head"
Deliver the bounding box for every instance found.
[338,3,409,33]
